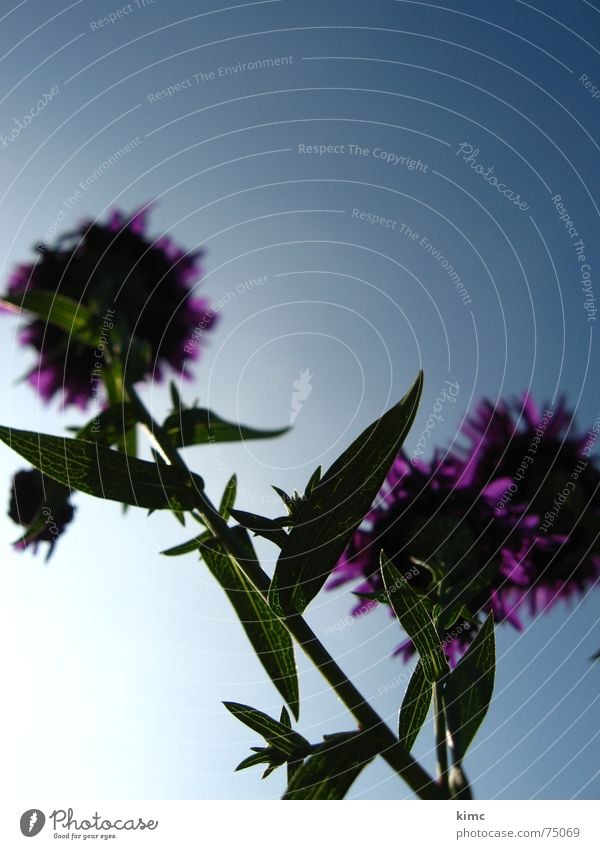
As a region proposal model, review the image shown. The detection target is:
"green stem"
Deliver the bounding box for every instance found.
[286,612,444,798]
[434,682,449,795]
[125,384,184,468]
[126,382,445,800]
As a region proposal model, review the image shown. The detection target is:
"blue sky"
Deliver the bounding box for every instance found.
[1,0,599,800]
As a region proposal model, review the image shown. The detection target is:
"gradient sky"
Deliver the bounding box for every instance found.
[1,0,599,800]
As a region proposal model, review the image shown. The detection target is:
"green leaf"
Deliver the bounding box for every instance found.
[204,532,299,718]
[283,731,378,800]
[223,702,308,756]
[444,614,496,761]
[272,486,294,514]
[271,469,323,525]
[269,372,423,616]
[229,509,288,548]
[219,474,237,518]
[0,290,98,347]
[438,559,499,631]
[169,381,185,412]
[0,425,204,511]
[271,488,304,525]
[235,740,294,779]
[305,465,322,495]
[235,750,273,772]
[275,704,305,783]
[161,531,211,557]
[76,403,137,447]
[262,764,277,779]
[162,408,289,448]
[287,759,302,784]
[352,588,385,603]
[398,661,432,751]
[381,553,448,683]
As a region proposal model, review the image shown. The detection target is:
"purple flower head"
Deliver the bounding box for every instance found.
[2,205,217,408]
[8,469,75,559]
[458,396,600,616]
[328,396,599,665]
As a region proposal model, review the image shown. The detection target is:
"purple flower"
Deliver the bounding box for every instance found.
[328,397,600,664]
[8,469,75,559]
[2,205,216,408]
[458,396,600,616]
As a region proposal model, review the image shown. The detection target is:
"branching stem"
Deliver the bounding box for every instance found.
[127,381,446,799]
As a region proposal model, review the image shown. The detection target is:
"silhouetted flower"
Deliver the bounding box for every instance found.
[3,205,216,408]
[458,396,600,616]
[328,397,599,663]
[8,469,75,559]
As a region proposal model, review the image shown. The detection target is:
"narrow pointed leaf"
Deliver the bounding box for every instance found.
[444,614,495,761]
[223,702,308,756]
[0,290,98,346]
[283,731,378,800]
[169,381,184,411]
[76,403,137,447]
[163,408,289,448]
[229,509,288,548]
[381,553,448,683]
[161,530,211,557]
[219,474,237,518]
[0,425,204,511]
[262,764,277,779]
[269,373,423,615]
[203,534,299,718]
[272,485,294,514]
[398,661,432,751]
[305,465,322,494]
[235,751,272,772]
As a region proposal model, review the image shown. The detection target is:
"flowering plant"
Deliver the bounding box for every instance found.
[2,210,598,799]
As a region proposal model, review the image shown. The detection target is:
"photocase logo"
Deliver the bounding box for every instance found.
[290,369,313,423]
[20,809,45,837]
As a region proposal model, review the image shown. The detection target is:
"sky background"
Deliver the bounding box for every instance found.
[1,0,599,801]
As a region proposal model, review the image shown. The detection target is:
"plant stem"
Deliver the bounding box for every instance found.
[434,682,449,795]
[126,382,445,800]
[286,612,444,798]
[125,384,184,469]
